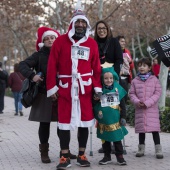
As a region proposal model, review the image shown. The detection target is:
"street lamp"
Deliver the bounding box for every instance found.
[3,56,8,70]
[135,57,139,62]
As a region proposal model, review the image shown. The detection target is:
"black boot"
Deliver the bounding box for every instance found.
[39,143,51,163]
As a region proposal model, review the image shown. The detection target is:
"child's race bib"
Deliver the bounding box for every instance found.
[101,92,120,107]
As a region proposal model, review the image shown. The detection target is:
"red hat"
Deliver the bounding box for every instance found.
[36,26,60,51]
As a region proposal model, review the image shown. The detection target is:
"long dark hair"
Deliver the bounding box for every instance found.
[94,20,112,41]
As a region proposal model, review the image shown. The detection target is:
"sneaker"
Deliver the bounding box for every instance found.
[99,155,112,165]
[56,156,71,170]
[19,111,23,116]
[14,113,18,116]
[116,155,127,165]
[76,155,90,167]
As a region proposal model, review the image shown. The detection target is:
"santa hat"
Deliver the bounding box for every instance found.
[36,26,60,51]
[68,1,91,45]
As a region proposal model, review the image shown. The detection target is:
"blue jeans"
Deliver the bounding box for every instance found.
[13,92,22,113]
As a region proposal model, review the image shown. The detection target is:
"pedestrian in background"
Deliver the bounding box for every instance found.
[152,58,160,78]
[129,57,163,159]
[0,62,8,114]
[8,63,25,116]
[117,35,134,102]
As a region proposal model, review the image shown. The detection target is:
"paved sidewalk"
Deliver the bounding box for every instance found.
[0,96,170,170]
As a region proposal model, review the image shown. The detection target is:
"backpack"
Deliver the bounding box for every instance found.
[20,79,38,108]
[120,53,130,75]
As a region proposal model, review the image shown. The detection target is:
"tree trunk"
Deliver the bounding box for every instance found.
[158,62,168,111]
[98,0,103,20]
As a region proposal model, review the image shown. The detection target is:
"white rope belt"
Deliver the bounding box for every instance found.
[58,72,92,94]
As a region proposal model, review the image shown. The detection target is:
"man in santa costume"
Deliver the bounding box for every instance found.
[46,9,102,170]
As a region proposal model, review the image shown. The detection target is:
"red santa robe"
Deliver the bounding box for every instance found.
[46,15,102,130]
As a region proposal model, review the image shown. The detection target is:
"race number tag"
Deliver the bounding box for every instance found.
[101,92,120,107]
[71,45,90,61]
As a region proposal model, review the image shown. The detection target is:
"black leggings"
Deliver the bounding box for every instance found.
[39,122,60,144]
[59,127,89,150]
[39,122,50,144]
[139,132,160,145]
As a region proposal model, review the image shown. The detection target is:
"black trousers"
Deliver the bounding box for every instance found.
[59,127,89,150]
[139,132,160,145]
[102,140,123,156]
[0,87,5,112]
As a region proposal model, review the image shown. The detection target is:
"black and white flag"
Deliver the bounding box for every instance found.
[151,34,170,67]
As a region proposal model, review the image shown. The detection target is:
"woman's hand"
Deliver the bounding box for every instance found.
[32,75,43,83]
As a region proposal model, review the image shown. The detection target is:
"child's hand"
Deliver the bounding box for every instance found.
[93,95,100,100]
[93,92,102,100]
[138,102,143,107]
[120,118,126,126]
[138,102,147,108]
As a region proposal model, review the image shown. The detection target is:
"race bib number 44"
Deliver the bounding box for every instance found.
[71,45,90,61]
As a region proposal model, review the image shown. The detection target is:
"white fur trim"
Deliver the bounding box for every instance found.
[47,85,59,97]
[94,87,102,93]
[42,30,58,41]
[38,42,44,48]
[68,15,91,45]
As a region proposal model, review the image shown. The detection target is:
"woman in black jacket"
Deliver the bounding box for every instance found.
[19,27,76,164]
[94,20,123,75]
[94,20,127,165]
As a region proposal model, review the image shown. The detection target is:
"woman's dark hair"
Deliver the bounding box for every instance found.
[94,20,112,41]
[14,63,19,72]
[137,57,152,67]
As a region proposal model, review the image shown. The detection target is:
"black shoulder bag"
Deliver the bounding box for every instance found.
[20,57,41,108]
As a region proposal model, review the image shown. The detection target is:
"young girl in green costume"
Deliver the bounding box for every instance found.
[93,67,128,165]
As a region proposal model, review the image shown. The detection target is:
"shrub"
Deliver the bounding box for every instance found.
[126,102,135,126]
[160,108,170,132]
